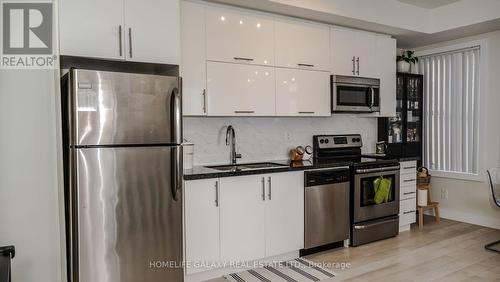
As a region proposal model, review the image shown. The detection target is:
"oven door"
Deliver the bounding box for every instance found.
[332,83,380,112]
[353,168,400,223]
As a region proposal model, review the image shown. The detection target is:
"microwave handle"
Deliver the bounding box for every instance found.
[368,87,375,109]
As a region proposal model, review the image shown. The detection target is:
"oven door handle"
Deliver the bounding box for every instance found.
[355,166,400,174]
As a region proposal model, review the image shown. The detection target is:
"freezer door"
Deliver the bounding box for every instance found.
[73,146,182,282]
[69,69,182,146]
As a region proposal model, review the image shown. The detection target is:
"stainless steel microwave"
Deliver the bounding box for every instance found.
[331,75,380,113]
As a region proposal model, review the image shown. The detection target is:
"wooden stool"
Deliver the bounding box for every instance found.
[416,183,440,228]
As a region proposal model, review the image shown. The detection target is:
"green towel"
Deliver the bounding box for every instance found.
[374,177,392,204]
[373,177,382,193]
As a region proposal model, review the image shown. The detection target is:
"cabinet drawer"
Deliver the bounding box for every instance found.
[400,172,417,186]
[275,68,330,116]
[400,161,417,174]
[400,197,416,213]
[401,184,416,200]
[206,62,276,116]
[274,18,330,71]
[400,210,416,226]
[205,5,274,66]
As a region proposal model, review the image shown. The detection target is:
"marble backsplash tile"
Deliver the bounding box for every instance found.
[183,115,378,166]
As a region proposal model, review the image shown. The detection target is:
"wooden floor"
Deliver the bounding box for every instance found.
[308,216,500,282]
[207,216,500,282]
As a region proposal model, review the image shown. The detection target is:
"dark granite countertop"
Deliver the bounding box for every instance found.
[183,160,352,180]
[361,153,421,162]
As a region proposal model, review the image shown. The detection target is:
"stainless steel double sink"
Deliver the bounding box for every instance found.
[205,162,288,172]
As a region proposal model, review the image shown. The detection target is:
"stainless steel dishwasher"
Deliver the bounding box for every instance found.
[304,167,350,249]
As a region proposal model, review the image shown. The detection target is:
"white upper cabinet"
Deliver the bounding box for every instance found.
[205,5,274,66]
[181,1,207,116]
[60,0,180,64]
[265,172,304,257]
[330,28,377,77]
[184,178,220,274]
[60,0,125,60]
[124,0,180,64]
[376,36,397,117]
[207,62,276,116]
[274,18,330,71]
[275,68,330,116]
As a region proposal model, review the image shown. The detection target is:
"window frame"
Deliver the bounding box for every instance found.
[415,39,489,182]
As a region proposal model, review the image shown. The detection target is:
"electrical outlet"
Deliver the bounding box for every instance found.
[285,132,292,142]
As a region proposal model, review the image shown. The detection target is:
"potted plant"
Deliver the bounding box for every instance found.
[397,50,418,73]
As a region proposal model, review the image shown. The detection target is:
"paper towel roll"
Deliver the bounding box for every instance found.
[418,189,428,206]
[183,143,194,170]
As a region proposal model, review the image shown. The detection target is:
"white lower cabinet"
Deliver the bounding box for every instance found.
[265,172,304,257]
[275,68,330,116]
[219,175,267,262]
[184,172,305,275]
[206,62,276,116]
[399,161,417,232]
[184,178,221,274]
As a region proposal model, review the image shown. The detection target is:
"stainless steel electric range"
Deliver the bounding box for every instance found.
[313,134,400,246]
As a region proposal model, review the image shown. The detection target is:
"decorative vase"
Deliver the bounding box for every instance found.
[410,63,419,74]
[397,61,410,73]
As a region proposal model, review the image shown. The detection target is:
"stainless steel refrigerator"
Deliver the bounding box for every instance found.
[62,69,183,282]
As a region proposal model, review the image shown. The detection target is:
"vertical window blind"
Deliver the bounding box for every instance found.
[418,46,480,174]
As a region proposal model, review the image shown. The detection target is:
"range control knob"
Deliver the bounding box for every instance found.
[325,139,329,144]
[319,139,324,144]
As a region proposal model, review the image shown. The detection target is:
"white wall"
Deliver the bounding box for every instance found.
[0,0,64,281]
[0,70,64,282]
[184,115,378,165]
[414,30,500,229]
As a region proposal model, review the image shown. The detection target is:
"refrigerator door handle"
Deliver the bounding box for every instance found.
[171,87,183,144]
[171,84,183,201]
[172,145,183,201]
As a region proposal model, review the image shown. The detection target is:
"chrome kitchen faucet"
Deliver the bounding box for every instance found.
[225,125,241,165]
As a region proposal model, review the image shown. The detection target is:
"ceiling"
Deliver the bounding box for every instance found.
[396,0,461,9]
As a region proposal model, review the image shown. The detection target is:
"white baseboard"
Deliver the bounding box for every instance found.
[184,251,299,282]
[425,208,500,229]
[399,224,411,232]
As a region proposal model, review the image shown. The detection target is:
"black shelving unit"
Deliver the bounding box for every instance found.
[378,73,423,165]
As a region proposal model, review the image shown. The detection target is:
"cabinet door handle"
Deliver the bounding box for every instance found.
[118,25,123,56]
[261,177,266,201]
[403,179,416,183]
[215,180,219,207]
[298,63,314,67]
[234,110,255,114]
[128,28,133,58]
[403,210,416,215]
[403,166,417,170]
[404,191,416,195]
[202,89,207,114]
[267,177,272,200]
[233,57,254,62]
[298,111,315,114]
[356,57,360,75]
[352,56,356,75]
